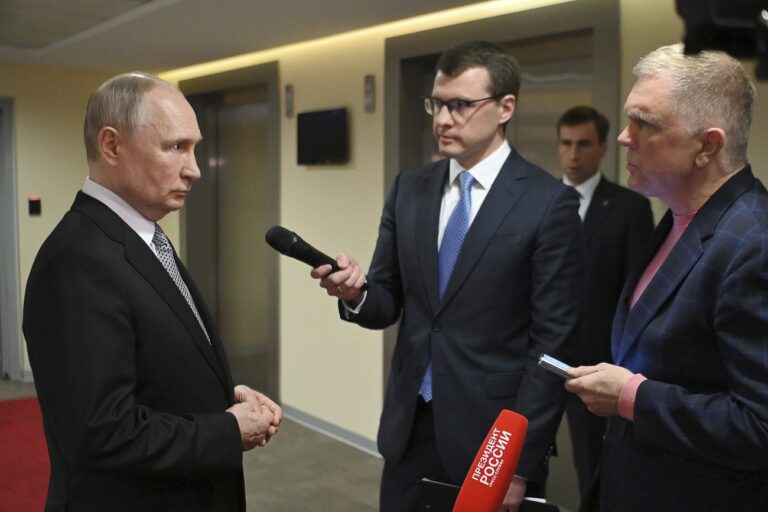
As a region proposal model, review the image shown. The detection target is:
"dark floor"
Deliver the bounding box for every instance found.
[242,418,381,511]
[0,380,577,511]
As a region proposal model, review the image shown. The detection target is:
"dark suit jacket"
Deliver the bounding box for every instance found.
[343,149,584,485]
[601,166,768,511]
[23,192,245,512]
[575,176,653,366]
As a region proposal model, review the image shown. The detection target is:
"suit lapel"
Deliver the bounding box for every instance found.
[614,216,703,364]
[416,161,449,315]
[583,177,615,242]
[613,167,757,365]
[611,214,669,361]
[435,151,527,315]
[73,193,230,389]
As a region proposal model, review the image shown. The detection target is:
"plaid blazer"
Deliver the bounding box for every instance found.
[602,166,768,511]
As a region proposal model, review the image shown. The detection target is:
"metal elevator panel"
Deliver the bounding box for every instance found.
[186,86,279,399]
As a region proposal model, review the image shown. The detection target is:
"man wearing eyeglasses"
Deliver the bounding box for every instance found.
[311,40,583,512]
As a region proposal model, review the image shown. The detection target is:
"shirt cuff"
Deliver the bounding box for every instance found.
[618,373,647,421]
[341,290,367,316]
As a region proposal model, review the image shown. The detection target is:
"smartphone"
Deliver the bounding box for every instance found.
[538,354,573,379]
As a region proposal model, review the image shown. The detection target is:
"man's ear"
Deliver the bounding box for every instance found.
[499,94,516,125]
[98,127,121,166]
[695,128,725,168]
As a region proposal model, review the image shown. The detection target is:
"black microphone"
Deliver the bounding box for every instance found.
[265,226,369,291]
[265,225,340,271]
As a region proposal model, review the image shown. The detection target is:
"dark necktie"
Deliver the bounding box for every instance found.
[152,224,210,343]
[419,171,475,401]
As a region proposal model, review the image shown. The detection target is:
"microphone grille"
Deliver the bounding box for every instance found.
[265,225,297,255]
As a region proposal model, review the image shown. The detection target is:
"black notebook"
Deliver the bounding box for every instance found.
[417,478,561,512]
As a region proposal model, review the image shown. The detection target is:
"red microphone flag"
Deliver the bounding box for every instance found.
[453,409,528,512]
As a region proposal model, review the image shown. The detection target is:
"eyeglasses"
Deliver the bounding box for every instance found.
[423,96,500,118]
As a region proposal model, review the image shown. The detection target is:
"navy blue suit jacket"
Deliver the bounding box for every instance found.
[24,193,245,511]
[602,166,768,511]
[342,149,584,484]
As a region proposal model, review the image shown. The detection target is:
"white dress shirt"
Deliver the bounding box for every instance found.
[563,172,601,221]
[81,177,161,256]
[438,141,510,248]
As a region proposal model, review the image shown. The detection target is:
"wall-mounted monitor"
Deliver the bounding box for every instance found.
[297,108,349,165]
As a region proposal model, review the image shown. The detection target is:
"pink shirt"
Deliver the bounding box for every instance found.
[630,210,697,308]
[621,210,697,419]
[618,373,647,420]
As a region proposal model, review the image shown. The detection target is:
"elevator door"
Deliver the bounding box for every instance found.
[186,86,278,399]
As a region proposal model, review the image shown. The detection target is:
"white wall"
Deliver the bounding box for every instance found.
[276,38,387,439]
[0,63,115,372]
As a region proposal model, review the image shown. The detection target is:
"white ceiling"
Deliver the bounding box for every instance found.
[0,0,485,72]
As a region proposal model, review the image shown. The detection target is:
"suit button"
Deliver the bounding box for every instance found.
[432,326,440,332]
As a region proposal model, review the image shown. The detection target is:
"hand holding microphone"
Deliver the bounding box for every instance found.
[312,253,366,305]
[264,226,367,303]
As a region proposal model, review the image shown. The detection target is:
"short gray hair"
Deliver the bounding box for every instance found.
[83,72,176,162]
[633,43,755,169]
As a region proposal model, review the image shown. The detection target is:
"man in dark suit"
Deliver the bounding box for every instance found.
[23,72,282,512]
[557,106,653,509]
[566,44,768,511]
[311,41,583,512]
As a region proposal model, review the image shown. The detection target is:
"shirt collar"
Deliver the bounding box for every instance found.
[448,140,511,189]
[563,171,601,202]
[672,209,697,232]
[81,177,156,248]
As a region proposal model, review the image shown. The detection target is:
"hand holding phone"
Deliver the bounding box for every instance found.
[538,354,573,379]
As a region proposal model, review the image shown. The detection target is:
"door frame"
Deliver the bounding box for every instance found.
[179,62,281,399]
[0,97,25,381]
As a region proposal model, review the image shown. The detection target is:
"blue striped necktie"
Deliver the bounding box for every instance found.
[419,171,474,402]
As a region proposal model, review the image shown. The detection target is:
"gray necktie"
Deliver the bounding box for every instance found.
[152,224,210,343]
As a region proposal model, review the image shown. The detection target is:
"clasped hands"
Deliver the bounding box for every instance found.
[227,385,283,450]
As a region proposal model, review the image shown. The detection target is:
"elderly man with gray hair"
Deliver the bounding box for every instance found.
[565,44,768,511]
[24,72,281,512]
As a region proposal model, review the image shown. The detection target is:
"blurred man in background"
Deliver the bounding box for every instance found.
[557,105,653,510]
